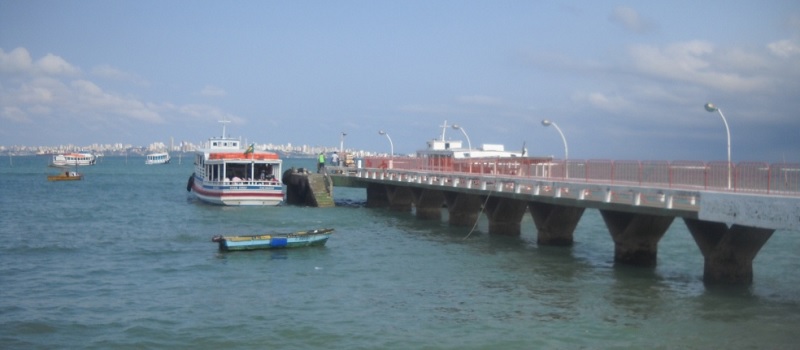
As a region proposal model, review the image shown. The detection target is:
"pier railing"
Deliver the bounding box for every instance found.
[360,157,800,196]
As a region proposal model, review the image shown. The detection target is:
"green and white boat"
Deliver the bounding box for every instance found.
[211,228,334,251]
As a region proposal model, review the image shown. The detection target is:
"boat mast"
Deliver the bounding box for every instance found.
[219,117,230,139]
[440,120,448,141]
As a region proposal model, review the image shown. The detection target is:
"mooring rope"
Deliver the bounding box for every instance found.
[463,190,492,240]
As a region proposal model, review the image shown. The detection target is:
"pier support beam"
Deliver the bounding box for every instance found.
[443,193,482,227]
[483,197,528,235]
[684,218,775,285]
[366,183,389,208]
[385,185,413,212]
[599,210,674,267]
[529,202,585,246]
[411,188,445,220]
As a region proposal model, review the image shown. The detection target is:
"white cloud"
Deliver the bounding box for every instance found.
[200,85,227,97]
[609,6,655,34]
[0,47,80,76]
[628,41,769,92]
[1,106,29,123]
[456,95,503,106]
[0,47,34,73]
[768,39,800,58]
[37,53,80,76]
[178,104,243,124]
[71,79,163,123]
[1,48,251,129]
[572,91,629,112]
[91,64,149,86]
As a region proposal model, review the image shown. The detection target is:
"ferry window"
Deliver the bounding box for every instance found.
[213,142,218,147]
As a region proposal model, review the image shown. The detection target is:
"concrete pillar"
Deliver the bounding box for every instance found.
[483,197,528,235]
[410,188,445,220]
[443,192,482,227]
[385,185,413,212]
[599,210,675,267]
[365,183,389,208]
[528,202,585,246]
[684,218,775,285]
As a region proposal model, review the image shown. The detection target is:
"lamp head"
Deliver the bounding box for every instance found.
[541,119,552,127]
[452,124,461,130]
[704,103,718,112]
[378,130,386,135]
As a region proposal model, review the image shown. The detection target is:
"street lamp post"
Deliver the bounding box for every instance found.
[378,130,394,169]
[704,102,732,189]
[340,132,346,153]
[452,124,473,172]
[451,124,472,151]
[541,119,569,178]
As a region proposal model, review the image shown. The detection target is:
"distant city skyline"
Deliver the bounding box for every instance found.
[2,1,799,162]
[0,140,382,157]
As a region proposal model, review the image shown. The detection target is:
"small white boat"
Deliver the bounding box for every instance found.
[50,152,96,167]
[186,120,283,206]
[145,152,171,165]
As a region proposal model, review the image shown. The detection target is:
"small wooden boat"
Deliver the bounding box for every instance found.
[47,171,83,181]
[211,228,334,251]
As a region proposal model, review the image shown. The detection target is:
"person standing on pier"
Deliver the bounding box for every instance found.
[331,152,340,166]
[317,152,325,173]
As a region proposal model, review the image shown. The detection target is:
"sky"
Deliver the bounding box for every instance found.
[1,1,799,162]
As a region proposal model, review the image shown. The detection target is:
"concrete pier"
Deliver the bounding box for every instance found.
[283,169,334,207]
[386,185,414,212]
[366,183,390,208]
[329,160,800,285]
[684,218,775,284]
[443,192,482,227]
[529,202,585,246]
[600,210,675,267]
[410,188,445,220]
[483,197,528,235]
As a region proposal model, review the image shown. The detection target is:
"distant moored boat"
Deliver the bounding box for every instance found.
[145,152,171,165]
[50,152,96,167]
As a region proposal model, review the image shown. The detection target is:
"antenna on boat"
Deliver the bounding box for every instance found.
[440,120,448,141]
[219,117,231,138]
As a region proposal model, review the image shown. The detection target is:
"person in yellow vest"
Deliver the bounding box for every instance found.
[317,152,325,173]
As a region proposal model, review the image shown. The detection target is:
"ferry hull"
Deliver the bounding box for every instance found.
[191,180,283,206]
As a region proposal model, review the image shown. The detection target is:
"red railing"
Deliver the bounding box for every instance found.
[360,157,800,196]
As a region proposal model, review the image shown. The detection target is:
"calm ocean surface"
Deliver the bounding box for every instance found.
[1,155,799,349]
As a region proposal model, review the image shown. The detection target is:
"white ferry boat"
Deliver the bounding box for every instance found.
[145,152,171,165]
[414,121,552,174]
[50,152,97,167]
[418,121,527,159]
[186,121,283,206]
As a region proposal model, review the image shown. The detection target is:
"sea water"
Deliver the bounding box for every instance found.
[1,156,799,349]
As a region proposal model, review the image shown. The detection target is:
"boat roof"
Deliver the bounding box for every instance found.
[416,121,527,159]
[197,119,280,161]
[207,152,279,160]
